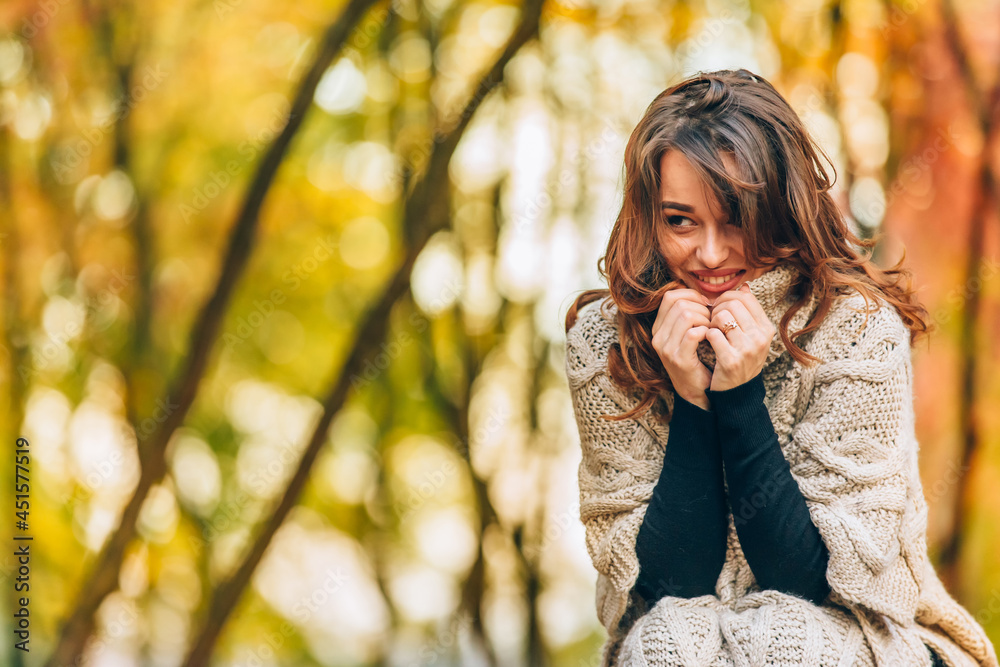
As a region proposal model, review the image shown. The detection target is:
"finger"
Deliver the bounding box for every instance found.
[676,325,709,362]
[710,305,748,348]
[705,326,734,359]
[709,286,769,331]
[661,301,712,361]
[713,299,772,351]
[663,299,711,347]
[653,288,710,333]
[651,288,710,338]
[713,299,756,334]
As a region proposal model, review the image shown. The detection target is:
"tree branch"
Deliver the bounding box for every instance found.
[179,2,545,664]
[43,0,381,664]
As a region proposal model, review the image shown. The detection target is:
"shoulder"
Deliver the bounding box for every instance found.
[795,288,914,412]
[565,296,671,455]
[807,287,911,365]
[565,295,619,388]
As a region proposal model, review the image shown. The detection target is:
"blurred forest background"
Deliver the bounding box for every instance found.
[0,0,998,665]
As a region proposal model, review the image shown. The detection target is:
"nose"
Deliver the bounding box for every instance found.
[696,225,729,268]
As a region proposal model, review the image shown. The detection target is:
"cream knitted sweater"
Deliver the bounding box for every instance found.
[565,263,999,667]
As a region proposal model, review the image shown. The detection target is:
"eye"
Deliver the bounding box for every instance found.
[665,215,694,227]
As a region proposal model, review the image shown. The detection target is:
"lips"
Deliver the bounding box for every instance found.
[692,269,746,293]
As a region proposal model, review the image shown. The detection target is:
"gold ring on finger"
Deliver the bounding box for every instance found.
[721,320,740,334]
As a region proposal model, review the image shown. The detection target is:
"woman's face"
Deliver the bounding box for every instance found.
[656,149,776,306]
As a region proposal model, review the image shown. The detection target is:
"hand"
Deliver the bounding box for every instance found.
[705,283,776,392]
[650,285,713,410]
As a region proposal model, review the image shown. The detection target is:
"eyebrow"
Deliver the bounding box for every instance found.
[661,201,695,212]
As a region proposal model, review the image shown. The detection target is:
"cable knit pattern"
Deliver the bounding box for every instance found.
[565,263,999,667]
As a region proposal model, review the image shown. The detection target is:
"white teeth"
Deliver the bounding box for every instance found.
[698,272,740,285]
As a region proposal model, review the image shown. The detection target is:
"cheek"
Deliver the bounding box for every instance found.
[728,230,748,253]
[659,236,692,265]
[655,240,676,270]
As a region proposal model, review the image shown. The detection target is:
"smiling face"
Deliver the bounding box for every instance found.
[656,149,777,305]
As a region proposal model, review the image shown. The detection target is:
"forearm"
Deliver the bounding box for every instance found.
[706,372,831,606]
[634,393,728,602]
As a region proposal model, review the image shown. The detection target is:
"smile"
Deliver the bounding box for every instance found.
[693,270,746,292]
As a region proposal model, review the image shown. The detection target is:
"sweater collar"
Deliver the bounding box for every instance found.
[696,262,820,370]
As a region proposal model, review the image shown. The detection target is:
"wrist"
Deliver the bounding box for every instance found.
[704,372,775,456]
[665,390,721,470]
[675,388,711,412]
[704,370,765,414]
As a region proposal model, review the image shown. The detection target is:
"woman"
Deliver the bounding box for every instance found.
[563,69,998,667]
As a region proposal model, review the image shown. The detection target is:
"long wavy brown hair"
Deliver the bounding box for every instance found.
[564,68,932,424]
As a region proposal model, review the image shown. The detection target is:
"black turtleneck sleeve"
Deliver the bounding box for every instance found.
[634,391,728,602]
[706,371,831,606]
[633,372,832,608]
